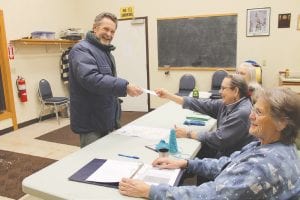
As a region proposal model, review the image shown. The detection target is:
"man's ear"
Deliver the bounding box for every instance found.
[275,118,287,132]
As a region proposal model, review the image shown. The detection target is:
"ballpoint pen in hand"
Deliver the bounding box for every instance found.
[118,153,140,159]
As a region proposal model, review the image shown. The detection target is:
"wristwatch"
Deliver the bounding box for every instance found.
[186,130,192,139]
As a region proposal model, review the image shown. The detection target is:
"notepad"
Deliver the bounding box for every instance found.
[69,159,181,188]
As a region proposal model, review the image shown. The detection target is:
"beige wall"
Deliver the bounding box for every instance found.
[0,0,79,129]
[1,0,300,130]
[80,0,300,107]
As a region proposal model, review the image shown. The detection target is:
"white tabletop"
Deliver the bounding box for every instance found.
[22,101,216,200]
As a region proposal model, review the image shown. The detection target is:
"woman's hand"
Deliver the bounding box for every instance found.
[155,88,184,105]
[152,157,187,169]
[174,125,188,138]
[119,178,150,198]
[155,88,171,99]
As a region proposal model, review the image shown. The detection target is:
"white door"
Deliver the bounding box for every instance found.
[113,18,148,112]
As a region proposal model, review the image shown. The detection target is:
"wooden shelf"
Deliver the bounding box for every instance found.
[11,39,78,45]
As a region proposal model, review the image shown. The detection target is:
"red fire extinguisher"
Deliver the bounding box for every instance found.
[16,76,28,102]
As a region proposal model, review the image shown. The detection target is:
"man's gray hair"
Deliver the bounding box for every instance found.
[93,12,118,29]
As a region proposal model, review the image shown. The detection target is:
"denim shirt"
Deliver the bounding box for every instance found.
[182,97,254,156]
[150,141,300,200]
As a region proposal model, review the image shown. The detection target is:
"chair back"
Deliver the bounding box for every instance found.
[211,70,228,90]
[179,74,195,90]
[39,79,53,100]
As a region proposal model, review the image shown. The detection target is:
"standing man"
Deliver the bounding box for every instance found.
[69,12,143,148]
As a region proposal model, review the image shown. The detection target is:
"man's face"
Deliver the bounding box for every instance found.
[93,17,117,45]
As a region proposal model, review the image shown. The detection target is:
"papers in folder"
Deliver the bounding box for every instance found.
[69,159,181,187]
[86,160,142,182]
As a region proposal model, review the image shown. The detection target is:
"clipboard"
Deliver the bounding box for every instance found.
[69,158,184,188]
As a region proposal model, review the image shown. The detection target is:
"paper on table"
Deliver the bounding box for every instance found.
[86,160,142,183]
[114,125,169,141]
[142,88,157,96]
[134,164,180,186]
[85,159,180,186]
[187,112,211,120]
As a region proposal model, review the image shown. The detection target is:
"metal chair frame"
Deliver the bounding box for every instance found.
[38,79,69,125]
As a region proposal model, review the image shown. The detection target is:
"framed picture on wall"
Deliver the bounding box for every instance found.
[246,7,271,36]
[278,13,291,28]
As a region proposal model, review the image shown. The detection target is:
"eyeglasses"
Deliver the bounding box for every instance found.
[251,107,265,117]
[220,86,233,91]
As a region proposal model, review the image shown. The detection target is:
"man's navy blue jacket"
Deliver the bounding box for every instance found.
[69,32,128,134]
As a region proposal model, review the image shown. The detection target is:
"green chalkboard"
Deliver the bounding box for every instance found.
[157,14,237,68]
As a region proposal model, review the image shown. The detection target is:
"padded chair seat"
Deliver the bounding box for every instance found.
[44,97,68,104]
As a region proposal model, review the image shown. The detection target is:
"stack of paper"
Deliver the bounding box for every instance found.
[114,125,170,141]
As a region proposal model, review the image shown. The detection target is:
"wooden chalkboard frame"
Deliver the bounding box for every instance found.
[157,13,237,71]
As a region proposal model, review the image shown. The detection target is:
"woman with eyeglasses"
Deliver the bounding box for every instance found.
[236,61,263,104]
[119,87,300,200]
[155,74,255,160]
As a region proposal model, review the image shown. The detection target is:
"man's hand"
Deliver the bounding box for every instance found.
[126,84,143,97]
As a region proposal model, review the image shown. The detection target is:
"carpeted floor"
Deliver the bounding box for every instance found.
[35,111,147,147]
[0,150,56,199]
[35,125,80,146]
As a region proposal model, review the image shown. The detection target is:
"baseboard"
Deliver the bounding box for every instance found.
[0,113,56,135]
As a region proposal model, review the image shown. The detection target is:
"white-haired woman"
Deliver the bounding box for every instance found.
[237,61,263,104]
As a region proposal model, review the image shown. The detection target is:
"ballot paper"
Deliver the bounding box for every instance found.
[142,88,157,96]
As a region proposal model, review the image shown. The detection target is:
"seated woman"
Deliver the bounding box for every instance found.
[155,74,254,159]
[119,87,300,200]
[236,61,263,104]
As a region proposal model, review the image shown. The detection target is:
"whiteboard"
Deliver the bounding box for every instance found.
[113,18,148,111]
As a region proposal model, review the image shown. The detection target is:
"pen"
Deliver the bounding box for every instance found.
[145,145,158,152]
[118,153,140,159]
